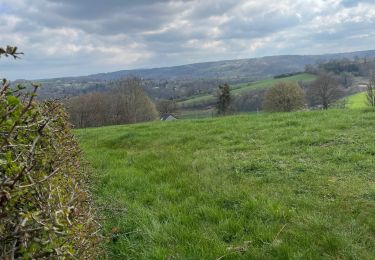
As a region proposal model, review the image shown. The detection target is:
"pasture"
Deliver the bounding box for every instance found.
[76,109,375,259]
[179,73,316,107]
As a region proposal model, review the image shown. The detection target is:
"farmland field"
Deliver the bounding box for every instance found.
[346,92,368,109]
[76,109,375,259]
[179,73,316,107]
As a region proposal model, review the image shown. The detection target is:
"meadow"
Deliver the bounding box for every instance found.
[179,73,316,107]
[76,109,375,259]
[345,92,368,109]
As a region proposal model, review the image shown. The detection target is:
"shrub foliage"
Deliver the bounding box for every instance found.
[216,83,232,115]
[0,80,100,256]
[263,82,305,112]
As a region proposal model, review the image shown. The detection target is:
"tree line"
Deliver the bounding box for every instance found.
[305,57,375,88]
[216,72,351,114]
[66,77,159,128]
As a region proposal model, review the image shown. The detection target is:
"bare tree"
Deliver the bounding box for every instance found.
[263,82,305,112]
[307,73,343,109]
[157,99,178,115]
[366,73,375,107]
[232,89,264,112]
[66,77,158,128]
[65,92,110,127]
[110,77,158,124]
[340,72,354,88]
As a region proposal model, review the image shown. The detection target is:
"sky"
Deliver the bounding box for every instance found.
[0,0,375,80]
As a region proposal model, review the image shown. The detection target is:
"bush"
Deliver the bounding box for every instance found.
[216,83,232,115]
[0,81,100,258]
[263,82,305,112]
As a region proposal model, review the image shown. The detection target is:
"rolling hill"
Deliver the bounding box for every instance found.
[82,50,375,81]
[179,73,316,107]
[76,109,375,259]
[19,49,375,101]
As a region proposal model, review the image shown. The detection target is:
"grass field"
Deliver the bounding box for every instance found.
[177,109,215,119]
[345,92,368,109]
[179,73,316,107]
[76,109,375,259]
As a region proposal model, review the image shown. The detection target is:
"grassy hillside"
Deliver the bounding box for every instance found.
[76,109,375,259]
[179,73,316,107]
[346,92,368,109]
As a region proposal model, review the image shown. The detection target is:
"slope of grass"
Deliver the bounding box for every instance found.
[76,109,375,259]
[179,73,316,107]
[178,109,214,119]
[346,92,368,109]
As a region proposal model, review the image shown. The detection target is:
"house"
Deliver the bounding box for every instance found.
[160,113,177,121]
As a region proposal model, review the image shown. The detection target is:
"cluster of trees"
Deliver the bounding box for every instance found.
[216,73,346,114]
[306,57,375,88]
[232,89,263,112]
[66,77,158,128]
[304,57,375,109]
[274,72,304,79]
[264,73,345,111]
[1,47,100,258]
[143,78,223,101]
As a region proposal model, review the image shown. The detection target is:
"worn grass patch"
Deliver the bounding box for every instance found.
[76,109,375,259]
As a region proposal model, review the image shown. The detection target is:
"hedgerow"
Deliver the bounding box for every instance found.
[0,47,100,258]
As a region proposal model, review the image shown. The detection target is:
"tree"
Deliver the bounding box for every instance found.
[263,82,305,112]
[307,73,343,109]
[232,89,264,112]
[66,92,110,128]
[216,83,231,115]
[66,77,158,127]
[110,77,158,124]
[157,99,178,115]
[366,73,375,107]
[340,72,354,88]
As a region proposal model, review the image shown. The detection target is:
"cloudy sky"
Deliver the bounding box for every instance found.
[1,0,375,79]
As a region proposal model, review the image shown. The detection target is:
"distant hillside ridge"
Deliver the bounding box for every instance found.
[81,49,375,81]
[18,49,375,100]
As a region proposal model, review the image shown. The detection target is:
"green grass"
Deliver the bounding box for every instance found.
[179,73,316,107]
[178,109,214,119]
[346,92,368,109]
[76,109,375,259]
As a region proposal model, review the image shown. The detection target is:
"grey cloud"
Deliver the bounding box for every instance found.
[45,0,173,20]
[186,0,239,19]
[220,11,301,39]
[1,0,375,79]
